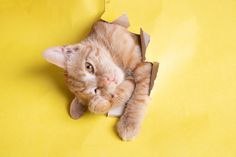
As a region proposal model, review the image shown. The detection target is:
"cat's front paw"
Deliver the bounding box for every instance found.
[88,95,111,114]
[116,115,141,141]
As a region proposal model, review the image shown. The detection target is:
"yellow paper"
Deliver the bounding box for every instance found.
[0,0,236,157]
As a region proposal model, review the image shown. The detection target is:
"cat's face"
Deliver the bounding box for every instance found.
[43,42,125,104]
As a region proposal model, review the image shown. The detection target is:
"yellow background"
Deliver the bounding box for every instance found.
[0,0,236,156]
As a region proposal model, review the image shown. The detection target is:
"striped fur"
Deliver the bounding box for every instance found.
[44,21,152,140]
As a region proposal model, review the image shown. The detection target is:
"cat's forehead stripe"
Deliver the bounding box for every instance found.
[84,45,93,60]
[95,47,100,57]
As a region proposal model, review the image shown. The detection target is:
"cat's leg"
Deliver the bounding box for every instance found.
[111,77,135,108]
[117,62,152,140]
[88,95,112,114]
[108,78,135,116]
[88,77,134,114]
[69,97,87,119]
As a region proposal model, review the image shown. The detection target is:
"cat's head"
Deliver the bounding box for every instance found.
[43,42,124,104]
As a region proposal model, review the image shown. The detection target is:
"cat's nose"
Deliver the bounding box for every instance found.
[103,75,117,85]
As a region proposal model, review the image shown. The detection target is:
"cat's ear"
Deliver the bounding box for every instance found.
[43,46,65,69]
[112,14,130,28]
[70,97,86,119]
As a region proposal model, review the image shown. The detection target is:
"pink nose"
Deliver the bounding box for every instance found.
[103,75,117,85]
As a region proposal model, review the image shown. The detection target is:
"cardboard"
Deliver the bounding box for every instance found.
[140,28,150,62]
[149,62,159,95]
[112,14,130,28]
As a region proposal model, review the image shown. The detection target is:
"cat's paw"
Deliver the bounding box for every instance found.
[116,115,141,141]
[88,95,111,114]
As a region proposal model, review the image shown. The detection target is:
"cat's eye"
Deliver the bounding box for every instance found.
[94,88,100,95]
[85,62,94,74]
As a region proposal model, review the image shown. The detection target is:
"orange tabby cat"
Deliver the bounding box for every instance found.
[43,15,152,140]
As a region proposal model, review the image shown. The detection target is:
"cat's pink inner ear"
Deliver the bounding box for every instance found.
[43,46,65,69]
[70,97,86,119]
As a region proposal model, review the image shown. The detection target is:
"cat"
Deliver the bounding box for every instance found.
[43,15,153,141]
